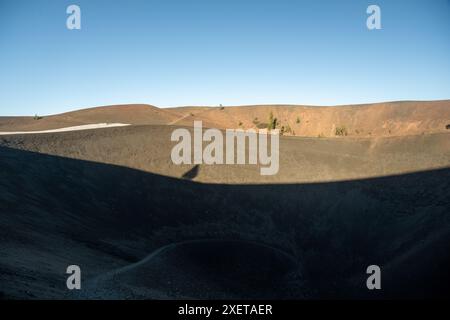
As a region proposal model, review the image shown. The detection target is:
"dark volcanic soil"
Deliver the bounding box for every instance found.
[77,240,305,299]
[0,125,449,299]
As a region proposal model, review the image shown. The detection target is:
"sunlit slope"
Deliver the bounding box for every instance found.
[1,100,449,137]
[0,104,181,132]
[170,100,450,137]
[1,125,449,184]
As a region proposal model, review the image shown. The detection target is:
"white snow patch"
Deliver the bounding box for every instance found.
[0,123,131,135]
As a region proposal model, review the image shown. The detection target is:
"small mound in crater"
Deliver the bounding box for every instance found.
[80,240,307,299]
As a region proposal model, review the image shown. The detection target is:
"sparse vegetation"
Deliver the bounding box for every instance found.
[268,112,278,130]
[335,126,348,136]
[238,121,243,127]
[252,117,259,125]
[34,114,43,120]
[318,133,325,138]
[219,104,224,110]
[446,124,450,130]
[283,125,292,135]
[190,113,194,117]
[268,112,274,129]
[256,123,268,129]
[296,117,301,124]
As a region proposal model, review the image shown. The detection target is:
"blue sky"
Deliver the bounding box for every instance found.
[0,0,449,116]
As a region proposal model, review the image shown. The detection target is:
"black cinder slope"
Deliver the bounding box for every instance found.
[0,146,449,299]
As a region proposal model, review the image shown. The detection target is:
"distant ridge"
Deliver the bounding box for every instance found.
[1,100,449,137]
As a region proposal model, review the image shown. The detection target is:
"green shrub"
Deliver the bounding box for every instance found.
[256,123,268,129]
[268,112,278,130]
[283,125,292,134]
[335,126,348,136]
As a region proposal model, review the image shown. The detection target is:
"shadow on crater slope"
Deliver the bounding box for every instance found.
[79,239,304,299]
[0,146,449,299]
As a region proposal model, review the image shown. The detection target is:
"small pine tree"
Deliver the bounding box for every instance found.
[335,126,348,136]
[268,112,274,130]
[268,112,278,130]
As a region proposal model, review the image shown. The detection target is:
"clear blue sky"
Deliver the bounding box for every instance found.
[1,0,449,116]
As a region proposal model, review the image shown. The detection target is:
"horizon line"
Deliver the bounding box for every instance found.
[1,98,449,117]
